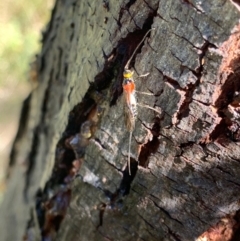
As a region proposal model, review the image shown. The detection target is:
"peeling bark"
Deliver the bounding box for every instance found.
[1,0,240,241]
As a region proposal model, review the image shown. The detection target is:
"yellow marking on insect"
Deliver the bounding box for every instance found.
[123,70,134,78]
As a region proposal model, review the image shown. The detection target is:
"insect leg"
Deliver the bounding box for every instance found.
[138,73,149,78]
[137,103,162,114]
[135,90,155,96]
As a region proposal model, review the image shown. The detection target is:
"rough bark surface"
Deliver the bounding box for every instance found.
[1,0,240,241]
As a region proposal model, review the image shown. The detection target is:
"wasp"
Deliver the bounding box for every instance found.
[122,28,160,175]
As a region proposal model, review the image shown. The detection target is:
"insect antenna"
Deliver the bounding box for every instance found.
[124,28,155,70]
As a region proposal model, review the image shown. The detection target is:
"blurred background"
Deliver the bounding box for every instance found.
[0,0,54,202]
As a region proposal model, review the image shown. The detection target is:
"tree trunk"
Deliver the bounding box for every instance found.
[1,0,240,240]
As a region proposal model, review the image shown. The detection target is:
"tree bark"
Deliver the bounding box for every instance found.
[1,0,240,241]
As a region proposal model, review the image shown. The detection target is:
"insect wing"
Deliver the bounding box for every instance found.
[124,104,135,132]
